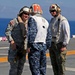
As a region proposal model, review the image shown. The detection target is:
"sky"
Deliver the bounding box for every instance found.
[0,0,75,21]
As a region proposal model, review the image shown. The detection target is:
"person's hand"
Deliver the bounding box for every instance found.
[60,47,67,52]
[10,40,16,50]
[17,16,23,23]
[26,48,30,53]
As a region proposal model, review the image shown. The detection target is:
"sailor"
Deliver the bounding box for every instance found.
[5,6,30,75]
[27,3,51,75]
[49,4,70,75]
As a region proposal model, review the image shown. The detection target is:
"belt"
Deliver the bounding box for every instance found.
[36,42,44,44]
[51,42,63,45]
[52,36,56,39]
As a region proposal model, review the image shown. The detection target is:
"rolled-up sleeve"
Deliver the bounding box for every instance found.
[5,23,14,42]
[62,20,70,45]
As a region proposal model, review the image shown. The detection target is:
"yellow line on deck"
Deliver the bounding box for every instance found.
[46,50,75,57]
[0,50,75,63]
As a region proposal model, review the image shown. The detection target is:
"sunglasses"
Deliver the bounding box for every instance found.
[23,12,29,15]
[50,10,56,12]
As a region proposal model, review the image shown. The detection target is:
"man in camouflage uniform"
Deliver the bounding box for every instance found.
[49,4,70,75]
[27,4,51,75]
[5,6,30,75]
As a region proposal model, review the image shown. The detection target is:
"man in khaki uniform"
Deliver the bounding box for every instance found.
[49,4,70,75]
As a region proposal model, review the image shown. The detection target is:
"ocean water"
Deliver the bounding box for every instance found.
[0,18,75,38]
[0,18,12,37]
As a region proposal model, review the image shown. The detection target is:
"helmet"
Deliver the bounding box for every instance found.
[49,4,61,13]
[30,3,43,14]
[18,6,30,16]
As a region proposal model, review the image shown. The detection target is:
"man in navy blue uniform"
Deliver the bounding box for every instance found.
[27,3,51,75]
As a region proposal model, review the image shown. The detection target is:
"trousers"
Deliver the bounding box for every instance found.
[8,46,26,75]
[49,42,67,75]
[28,43,47,75]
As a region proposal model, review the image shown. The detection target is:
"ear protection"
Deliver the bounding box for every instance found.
[55,4,61,13]
[30,3,43,14]
[49,4,61,13]
[18,6,30,16]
